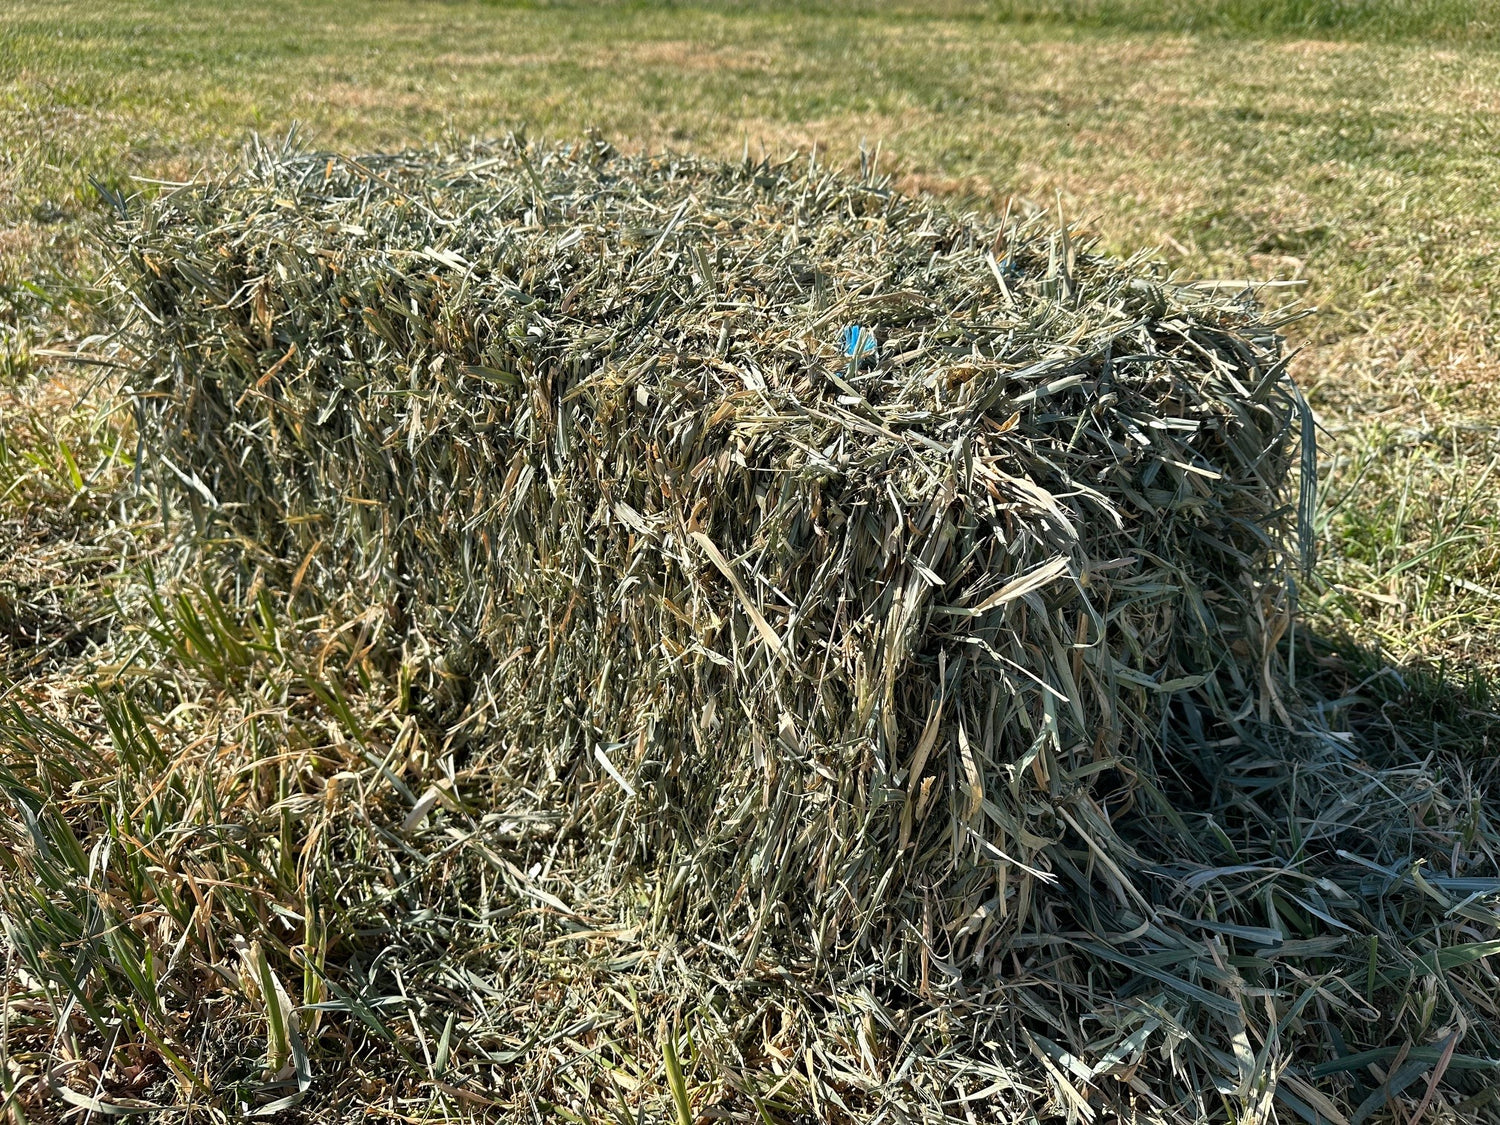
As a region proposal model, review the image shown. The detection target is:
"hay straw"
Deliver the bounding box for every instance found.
[110,131,1309,996]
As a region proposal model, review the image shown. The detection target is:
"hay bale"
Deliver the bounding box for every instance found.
[109,137,1305,979]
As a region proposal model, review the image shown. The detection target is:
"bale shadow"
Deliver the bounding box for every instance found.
[1083,626,1500,1122]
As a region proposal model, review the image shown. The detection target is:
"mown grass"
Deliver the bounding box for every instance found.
[3,1,1500,1122]
[6,0,1497,669]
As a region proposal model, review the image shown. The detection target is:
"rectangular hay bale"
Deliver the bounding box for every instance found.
[110,137,1306,977]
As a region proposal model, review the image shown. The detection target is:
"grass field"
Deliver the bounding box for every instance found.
[4,1,1500,1121]
[6,0,1500,669]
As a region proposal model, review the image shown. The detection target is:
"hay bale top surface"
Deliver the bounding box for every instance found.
[130,135,1289,455]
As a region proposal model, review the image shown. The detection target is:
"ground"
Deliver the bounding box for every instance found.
[3,2,1500,1122]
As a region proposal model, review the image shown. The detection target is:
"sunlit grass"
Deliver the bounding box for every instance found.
[3,2,1500,1121]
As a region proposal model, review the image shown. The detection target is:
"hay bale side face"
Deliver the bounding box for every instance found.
[113,140,1300,976]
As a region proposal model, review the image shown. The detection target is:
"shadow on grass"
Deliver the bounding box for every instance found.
[1100,627,1500,1123]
